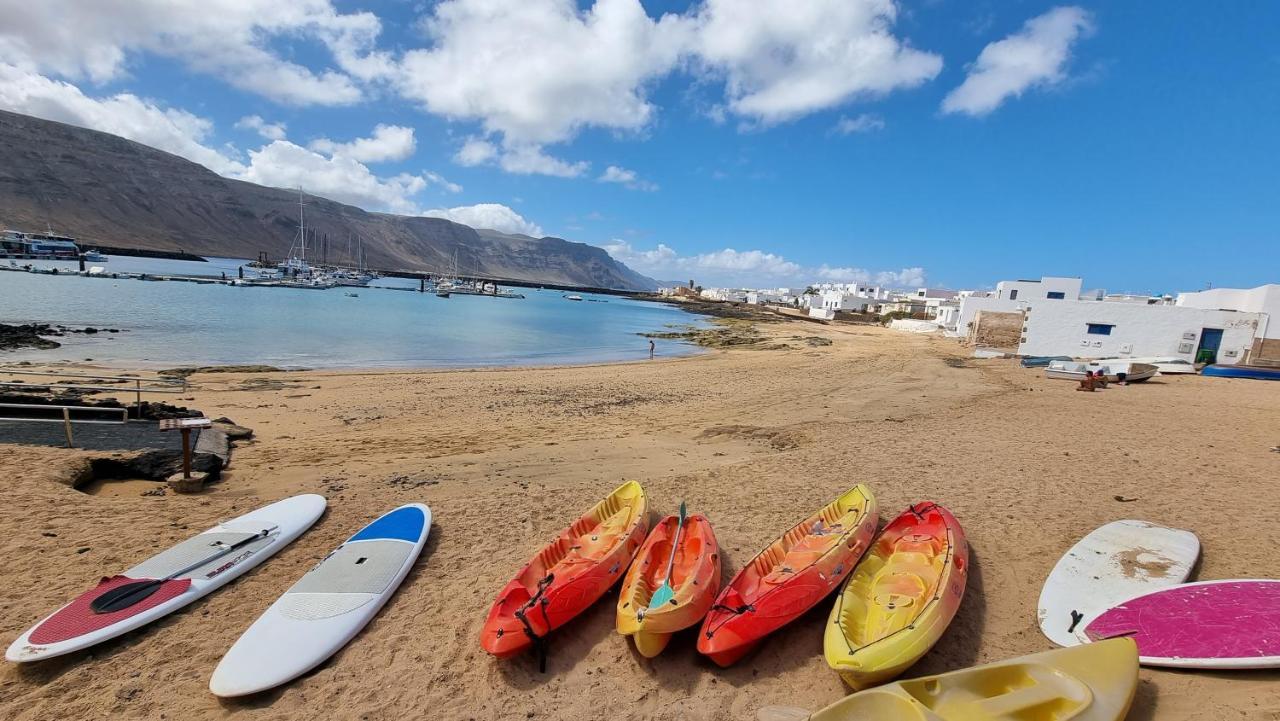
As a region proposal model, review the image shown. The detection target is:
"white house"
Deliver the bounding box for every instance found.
[1018,299,1264,365]
[934,303,961,329]
[945,277,1083,337]
[995,276,1083,302]
[1176,284,1279,364]
[817,290,875,312]
[914,287,957,300]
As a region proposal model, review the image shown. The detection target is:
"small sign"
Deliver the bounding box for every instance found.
[159,417,213,431]
[1182,332,1197,340]
[1178,342,1194,354]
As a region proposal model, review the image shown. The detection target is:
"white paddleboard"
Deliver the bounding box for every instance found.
[209,503,431,697]
[1037,519,1199,647]
[7,494,327,663]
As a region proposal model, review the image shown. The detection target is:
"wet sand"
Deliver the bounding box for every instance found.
[1,322,1277,720]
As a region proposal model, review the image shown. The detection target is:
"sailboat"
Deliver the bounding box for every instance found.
[272,190,334,289]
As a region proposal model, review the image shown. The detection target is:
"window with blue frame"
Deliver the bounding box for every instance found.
[1047,291,1066,299]
[1086,323,1114,335]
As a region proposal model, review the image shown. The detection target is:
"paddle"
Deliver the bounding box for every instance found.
[649,502,687,610]
[90,528,272,614]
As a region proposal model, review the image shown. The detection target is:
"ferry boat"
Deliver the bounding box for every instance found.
[1,228,81,258]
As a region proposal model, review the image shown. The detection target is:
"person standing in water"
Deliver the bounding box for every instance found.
[649,339,655,360]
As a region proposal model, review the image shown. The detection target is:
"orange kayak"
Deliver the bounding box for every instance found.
[480,481,648,663]
[698,485,878,667]
[616,513,721,657]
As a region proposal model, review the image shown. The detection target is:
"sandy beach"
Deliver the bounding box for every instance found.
[1,320,1277,720]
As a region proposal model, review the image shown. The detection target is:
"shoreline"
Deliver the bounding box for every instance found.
[1,322,1277,720]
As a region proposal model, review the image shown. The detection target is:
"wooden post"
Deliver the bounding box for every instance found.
[135,379,142,418]
[62,407,74,448]
[181,428,192,479]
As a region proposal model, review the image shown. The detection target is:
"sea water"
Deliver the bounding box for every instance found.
[0,256,706,369]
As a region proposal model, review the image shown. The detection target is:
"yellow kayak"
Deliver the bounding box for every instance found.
[805,638,1138,721]
[824,502,968,689]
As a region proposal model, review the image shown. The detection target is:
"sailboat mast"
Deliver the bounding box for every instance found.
[298,189,306,263]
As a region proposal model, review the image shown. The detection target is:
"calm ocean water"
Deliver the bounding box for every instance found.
[0,255,706,368]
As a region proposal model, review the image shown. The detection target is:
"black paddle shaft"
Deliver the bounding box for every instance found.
[90,529,271,614]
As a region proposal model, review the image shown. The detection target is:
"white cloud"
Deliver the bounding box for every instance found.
[815,264,927,287]
[0,62,245,175]
[598,165,658,191]
[237,141,429,214]
[235,114,287,141]
[496,145,590,178]
[602,239,927,288]
[833,113,885,135]
[423,203,545,236]
[0,63,457,213]
[452,136,588,178]
[454,137,498,166]
[942,6,1094,117]
[692,0,942,124]
[0,0,377,106]
[398,0,690,147]
[309,124,416,163]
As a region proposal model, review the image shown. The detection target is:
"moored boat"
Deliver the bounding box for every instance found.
[1045,360,1158,383]
[1097,356,1196,374]
[1201,364,1280,381]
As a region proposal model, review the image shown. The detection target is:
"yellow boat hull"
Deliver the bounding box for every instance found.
[825,503,968,689]
[808,638,1138,721]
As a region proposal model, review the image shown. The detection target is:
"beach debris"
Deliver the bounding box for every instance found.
[387,473,439,490]
[1114,495,1139,503]
[1271,446,1279,453]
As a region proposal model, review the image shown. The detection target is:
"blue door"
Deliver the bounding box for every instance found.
[1197,328,1224,364]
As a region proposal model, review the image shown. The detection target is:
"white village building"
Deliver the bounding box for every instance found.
[943,276,1084,337]
[1176,284,1280,365]
[1018,299,1265,365]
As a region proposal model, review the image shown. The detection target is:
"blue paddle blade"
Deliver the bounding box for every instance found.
[648,502,687,610]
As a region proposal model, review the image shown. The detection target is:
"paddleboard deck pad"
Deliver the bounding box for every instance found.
[6,494,327,663]
[1081,579,1280,669]
[1037,520,1199,647]
[210,503,431,697]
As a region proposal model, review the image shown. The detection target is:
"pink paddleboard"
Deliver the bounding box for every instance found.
[1080,579,1280,669]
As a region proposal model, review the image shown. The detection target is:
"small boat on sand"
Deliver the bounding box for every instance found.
[1097,357,1196,374]
[1045,361,1158,383]
[1019,355,1072,368]
[1201,364,1280,381]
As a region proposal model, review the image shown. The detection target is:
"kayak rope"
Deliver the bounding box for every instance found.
[513,573,556,673]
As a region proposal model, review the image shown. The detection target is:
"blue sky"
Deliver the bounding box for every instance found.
[0,1,1276,293]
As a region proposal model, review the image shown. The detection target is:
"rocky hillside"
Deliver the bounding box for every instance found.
[0,110,656,290]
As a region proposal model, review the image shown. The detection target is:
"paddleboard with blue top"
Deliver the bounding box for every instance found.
[210,503,431,697]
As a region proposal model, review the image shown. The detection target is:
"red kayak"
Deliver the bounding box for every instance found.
[698,485,878,667]
[480,481,648,666]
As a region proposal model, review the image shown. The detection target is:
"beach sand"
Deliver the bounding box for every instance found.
[1,322,1277,720]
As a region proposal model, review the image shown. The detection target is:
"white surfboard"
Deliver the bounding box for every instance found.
[1037,519,1199,647]
[7,494,327,663]
[209,503,431,697]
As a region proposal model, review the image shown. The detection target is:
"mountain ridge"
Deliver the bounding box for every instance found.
[0,110,657,291]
